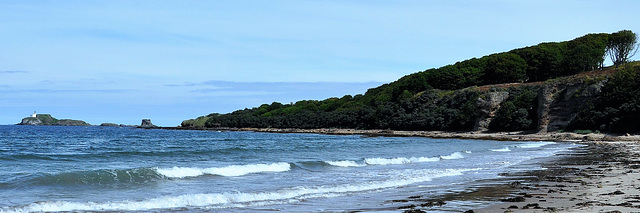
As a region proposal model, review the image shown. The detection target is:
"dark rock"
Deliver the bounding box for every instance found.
[100,123,119,127]
[419,200,445,207]
[500,196,526,202]
[140,119,157,128]
[518,192,533,198]
[402,209,426,213]
[522,203,540,209]
[463,210,475,213]
[615,202,633,207]
[508,205,519,209]
[602,190,625,195]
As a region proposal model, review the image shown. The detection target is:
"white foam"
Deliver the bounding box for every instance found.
[440,152,465,160]
[364,156,440,165]
[2,168,471,213]
[490,147,511,152]
[156,162,291,178]
[325,160,365,167]
[518,142,556,148]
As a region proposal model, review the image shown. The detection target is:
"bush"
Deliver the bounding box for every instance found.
[568,63,640,133]
[489,86,539,131]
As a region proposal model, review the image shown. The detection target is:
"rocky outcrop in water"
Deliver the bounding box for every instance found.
[140,119,157,128]
[18,114,91,126]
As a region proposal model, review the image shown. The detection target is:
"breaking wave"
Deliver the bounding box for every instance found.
[518,142,556,148]
[325,160,366,167]
[491,147,511,152]
[156,162,291,178]
[1,168,473,213]
[363,156,440,165]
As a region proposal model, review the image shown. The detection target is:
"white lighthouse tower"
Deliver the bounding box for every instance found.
[31,111,37,118]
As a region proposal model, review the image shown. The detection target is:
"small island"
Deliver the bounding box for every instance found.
[18,113,91,126]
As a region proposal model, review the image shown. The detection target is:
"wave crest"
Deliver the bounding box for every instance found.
[325,160,365,167]
[156,162,291,178]
[3,168,471,212]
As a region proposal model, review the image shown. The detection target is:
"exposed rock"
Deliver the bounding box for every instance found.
[500,196,526,202]
[473,91,510,131]
[537,78,606,133]
[140,119,157,128]
[100,123,120,127]
[20,117,43,125]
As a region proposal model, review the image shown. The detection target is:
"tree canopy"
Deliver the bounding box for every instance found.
[607,30,639,67]
[183,31,638,134]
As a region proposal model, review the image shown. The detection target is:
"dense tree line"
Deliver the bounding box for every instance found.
[200,89,481,131]
[182,31,638,133]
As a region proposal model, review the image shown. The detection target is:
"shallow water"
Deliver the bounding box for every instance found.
[0,125,580,212]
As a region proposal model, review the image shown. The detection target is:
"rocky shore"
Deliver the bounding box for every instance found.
[165,126,640,142]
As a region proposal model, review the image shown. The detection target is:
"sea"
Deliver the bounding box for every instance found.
[0,125,583,213]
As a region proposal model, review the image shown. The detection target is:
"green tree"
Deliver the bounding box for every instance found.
[607,30,639,67]
[484,53,528,84]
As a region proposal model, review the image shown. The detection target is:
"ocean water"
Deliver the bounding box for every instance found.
[0,125,581,213]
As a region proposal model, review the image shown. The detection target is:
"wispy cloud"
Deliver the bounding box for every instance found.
[0,88,135,93]
[163,82,198,87]
[189,90,281,96]
[185,80,383,100]
[0,70,28,74]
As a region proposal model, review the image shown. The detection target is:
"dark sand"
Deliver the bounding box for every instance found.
[388,141,640,213]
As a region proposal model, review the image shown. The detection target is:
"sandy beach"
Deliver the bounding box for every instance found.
[164,126,640,212]
[471,141,640,213]
[384,141,640,213]
[230,128,640,212]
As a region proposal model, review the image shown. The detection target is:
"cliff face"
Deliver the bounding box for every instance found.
[473,91,509,131]
[536,78,606,133]
[18,114,91,126]
[472,76,608,133]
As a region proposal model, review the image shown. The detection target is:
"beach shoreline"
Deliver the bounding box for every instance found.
[383,141,640,213]
[161,126,640,142]
[160,127,640,212]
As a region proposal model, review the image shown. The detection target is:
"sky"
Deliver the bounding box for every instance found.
[1,0,639,126]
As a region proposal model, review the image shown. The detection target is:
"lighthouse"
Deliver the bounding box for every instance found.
[31,111,37,118]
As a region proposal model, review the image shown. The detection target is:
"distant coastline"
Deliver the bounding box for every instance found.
[17,114,156,128]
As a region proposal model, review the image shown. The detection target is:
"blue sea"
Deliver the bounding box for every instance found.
[0,125,581,212]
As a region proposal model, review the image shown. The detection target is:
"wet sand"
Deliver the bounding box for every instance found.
[390,141,640,213]
[475,141,640,213]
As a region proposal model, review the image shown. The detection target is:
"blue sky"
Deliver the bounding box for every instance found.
[1,0,639,126]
